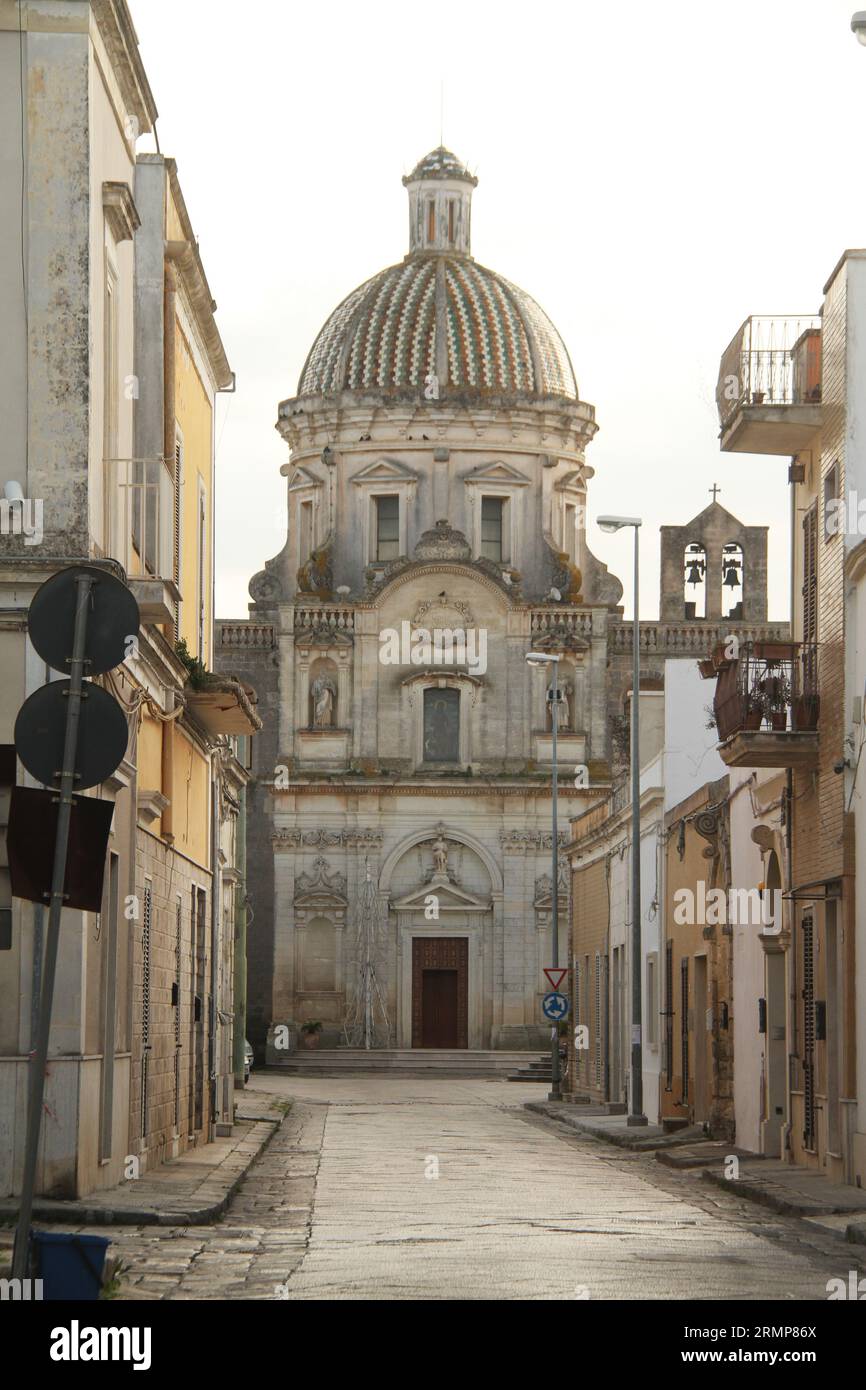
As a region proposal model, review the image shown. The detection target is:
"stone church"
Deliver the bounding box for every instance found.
[217,147,769,1057]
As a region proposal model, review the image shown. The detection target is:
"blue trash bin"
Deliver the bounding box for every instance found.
[31,1231,110,1300]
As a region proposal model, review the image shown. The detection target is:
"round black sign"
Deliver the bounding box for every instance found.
[14,680,130,790]
[28,566,140,677]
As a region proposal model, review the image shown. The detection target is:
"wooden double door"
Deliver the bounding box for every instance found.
[412,937,468,1048]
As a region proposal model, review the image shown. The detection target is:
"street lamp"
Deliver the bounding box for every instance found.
[526,650,563,1101]
[852,11,866,44]
[597,516,647,1126]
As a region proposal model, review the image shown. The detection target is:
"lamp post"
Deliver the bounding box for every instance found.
[597,515,647,1126]
[526,650,563,1101]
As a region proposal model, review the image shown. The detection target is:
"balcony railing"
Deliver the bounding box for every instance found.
[710,640,819,742]
[107,456,173,580]
[716,316,822,430]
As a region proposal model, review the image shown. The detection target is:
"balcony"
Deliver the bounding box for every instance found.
[703,639,819,769]
[185,676,262,737]
[715,316,822,455]
[108,457,179,624]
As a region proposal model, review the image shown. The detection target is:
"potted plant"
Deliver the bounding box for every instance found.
[300,1020,323,1049]
[743,697,763,730]
[758,674,791,731]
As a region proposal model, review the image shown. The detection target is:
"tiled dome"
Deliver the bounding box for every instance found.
[296,149,578,402]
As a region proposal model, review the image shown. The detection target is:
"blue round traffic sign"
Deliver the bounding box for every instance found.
[542,992,569,1021]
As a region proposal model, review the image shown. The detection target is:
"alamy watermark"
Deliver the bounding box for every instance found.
[673,883,781,930]
[379,621,487,676]
[0,496,43,545]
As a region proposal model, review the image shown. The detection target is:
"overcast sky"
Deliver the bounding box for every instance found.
[131,0,866,621]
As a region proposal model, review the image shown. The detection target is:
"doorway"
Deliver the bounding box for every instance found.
[412,938,468,1048]
[421,971,459,1047]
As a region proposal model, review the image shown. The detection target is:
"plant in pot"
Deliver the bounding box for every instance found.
[300,1020,323,1049]
[758,673,791,731]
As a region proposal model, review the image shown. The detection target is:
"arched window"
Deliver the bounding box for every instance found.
[721,542,744,620]
[683,543,706,620]
[764,850,782,933]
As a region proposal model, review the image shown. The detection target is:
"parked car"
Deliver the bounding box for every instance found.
[244,1039,254,1084]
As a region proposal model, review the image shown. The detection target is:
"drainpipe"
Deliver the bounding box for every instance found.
[782,462,798,1160]
[209,765,220,1137]
[233,762,248,1092]
[161,258,178,842]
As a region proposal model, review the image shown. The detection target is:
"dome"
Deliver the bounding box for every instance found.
[296,148,578,402]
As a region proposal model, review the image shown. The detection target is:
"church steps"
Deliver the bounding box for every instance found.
[268,1049,546,1077]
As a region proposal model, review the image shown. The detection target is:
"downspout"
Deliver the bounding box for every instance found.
[209,763,220,1138]
[161,258,177,842]
[783,462,798,1160]
[233,762,248,1092]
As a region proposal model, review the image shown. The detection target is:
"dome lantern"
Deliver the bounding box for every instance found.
[402,146,477,257]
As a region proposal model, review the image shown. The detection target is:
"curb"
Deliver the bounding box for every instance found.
[700,1165,866,1220]
[524,1101,697,1151]
[0,1112,283,1229]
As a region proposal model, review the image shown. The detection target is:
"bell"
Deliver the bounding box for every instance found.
[723,563,740,588]
[686,561,704,586]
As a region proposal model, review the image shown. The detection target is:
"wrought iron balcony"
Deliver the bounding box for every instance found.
[715,316,822,455]
[703,639,819,768]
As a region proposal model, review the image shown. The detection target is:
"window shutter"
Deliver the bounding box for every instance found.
[802,505,817,646]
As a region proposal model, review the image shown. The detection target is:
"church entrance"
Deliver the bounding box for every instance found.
[412,937,468,1048]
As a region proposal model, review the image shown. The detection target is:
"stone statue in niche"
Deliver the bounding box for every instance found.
[311,676,336,728]
[548,679,571,731]
[432,832,449,877]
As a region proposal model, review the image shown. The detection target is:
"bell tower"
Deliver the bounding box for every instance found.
[659,497,768,623]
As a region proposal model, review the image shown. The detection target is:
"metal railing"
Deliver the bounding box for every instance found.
[108,457,168,579]
[712,640,819,741]
[716,315,822,429]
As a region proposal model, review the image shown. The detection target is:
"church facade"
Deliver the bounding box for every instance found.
[217,147,744,1056]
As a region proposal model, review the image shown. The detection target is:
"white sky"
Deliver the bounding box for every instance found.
[130,0,866,622]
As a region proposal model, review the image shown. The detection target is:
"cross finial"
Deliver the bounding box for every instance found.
[709,483,721,503]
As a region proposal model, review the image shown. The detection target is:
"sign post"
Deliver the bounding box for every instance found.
[11,566,138,1280]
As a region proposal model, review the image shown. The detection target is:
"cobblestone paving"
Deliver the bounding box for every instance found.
[17,1077,865,1301]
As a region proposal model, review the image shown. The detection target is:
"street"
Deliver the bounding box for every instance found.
[106,1078,858,1301]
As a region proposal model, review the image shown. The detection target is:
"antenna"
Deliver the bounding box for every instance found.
[439,79,444,147]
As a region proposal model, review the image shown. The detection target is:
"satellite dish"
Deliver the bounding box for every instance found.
[28,565,139,676]
[15,679,129,790]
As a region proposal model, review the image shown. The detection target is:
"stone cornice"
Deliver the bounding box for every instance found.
[164,160,232,389]
[271,780,596,798]
[91,0,158,134]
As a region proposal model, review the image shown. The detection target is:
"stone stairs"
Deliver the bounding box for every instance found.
[269,1048,547,1078]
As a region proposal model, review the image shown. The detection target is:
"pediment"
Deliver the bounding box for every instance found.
[350,457,418,485]
[554,469,585,492]
[392,878,491,912]
[287,465,323,492]
[463,460,531,486]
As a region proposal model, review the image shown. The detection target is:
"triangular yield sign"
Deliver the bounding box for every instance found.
[544,968,568,991]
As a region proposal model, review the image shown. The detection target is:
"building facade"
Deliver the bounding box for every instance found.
[711,285,857,1182]
[219,147,641,1058]
[0,0,257,1199]
[567,502,786,1126]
